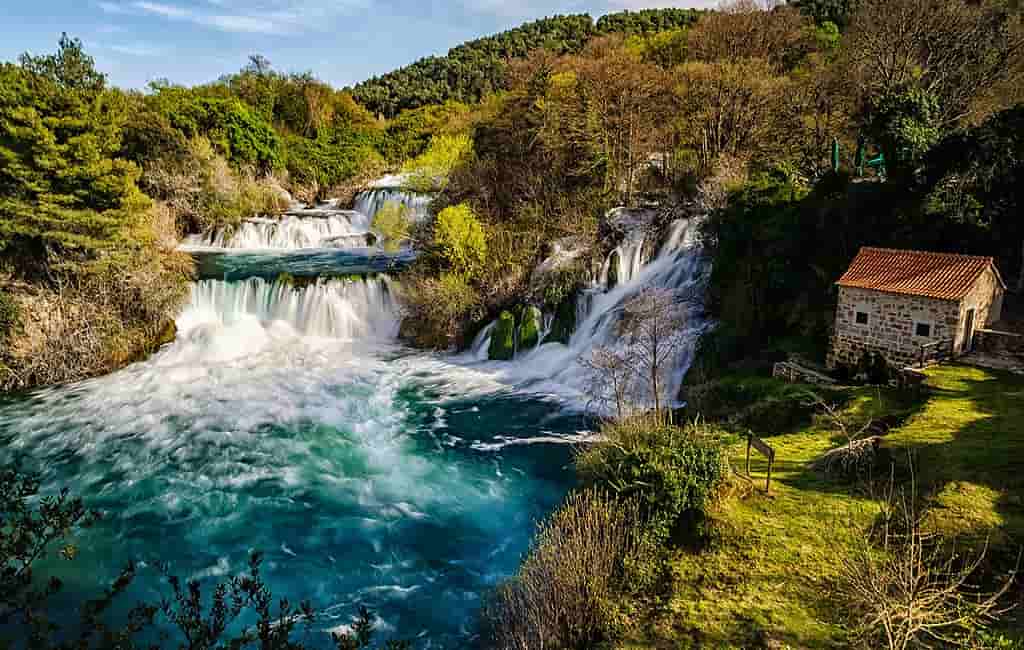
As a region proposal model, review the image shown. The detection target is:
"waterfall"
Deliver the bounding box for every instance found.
[178,276,401,341]
[353,176,433,222]
[182,209,372,251]
[470,216,712,412]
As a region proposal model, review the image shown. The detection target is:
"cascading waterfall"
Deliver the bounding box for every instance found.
[0,264,580,647]
[181,175,431,253]
[182,208,372,251]
[353,175,433,222]
[179,276,401,341]
[470,216,712,411]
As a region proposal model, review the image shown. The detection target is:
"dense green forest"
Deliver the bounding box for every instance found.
[349,9,704,117]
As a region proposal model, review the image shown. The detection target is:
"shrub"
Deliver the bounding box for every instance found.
[482,489,644,650]
[281,127,384,192]
[0,290,19,340]
[142,136,288,233]
[399,272,483,349]
[371,201,412,252]
[576,418,728,545]
[401,133,474,193]
[433,204,487,277]
[834,479,1018,650]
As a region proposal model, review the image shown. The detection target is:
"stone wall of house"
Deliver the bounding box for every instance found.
[827,286,960,369]
[956,268,1005,352]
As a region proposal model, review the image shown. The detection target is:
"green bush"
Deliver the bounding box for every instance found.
[371,201,411,252]
[281,127,384,190]
[401,134,473,193]
[0,291,19,340]
[433,204,487,277]
[577,418,728,545]
[399,272,483,349]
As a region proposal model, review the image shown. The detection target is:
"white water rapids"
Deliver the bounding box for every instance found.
[0,176,712,646]
[465,215,712,411]
[182,178,430,252]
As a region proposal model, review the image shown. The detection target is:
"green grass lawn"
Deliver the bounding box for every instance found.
[625,364,1024,649]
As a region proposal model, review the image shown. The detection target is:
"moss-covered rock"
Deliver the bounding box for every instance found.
[548,294,577,344]
[488,311,516,361]
[519,305,543,352]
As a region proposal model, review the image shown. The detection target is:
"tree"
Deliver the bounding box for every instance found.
[18,33,105,94]
[835,475,1019,650]
[433,204,487,276]
[581,346,636,419]
[685,0,817,71]
[922,105,1024,292]
[619,288,688,415]
[671,58,788,173]
[401,134,473,193]
[790,0,856,29]
[371,201,412,252]
[569,38,672,203]
[0,55,147,271]
[844,0,1024,130]
[864,86,942,179]
[245,54,273,75]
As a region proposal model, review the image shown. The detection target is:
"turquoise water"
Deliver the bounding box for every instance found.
[0,269,583,647]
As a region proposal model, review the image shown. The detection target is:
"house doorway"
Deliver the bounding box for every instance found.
[963,308,976,353]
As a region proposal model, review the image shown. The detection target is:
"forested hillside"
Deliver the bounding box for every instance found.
[349,9,703,117]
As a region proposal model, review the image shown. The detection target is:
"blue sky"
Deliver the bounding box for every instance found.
[2,0,715,90]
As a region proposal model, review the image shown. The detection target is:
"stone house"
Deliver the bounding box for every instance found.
[827,247,1006,370]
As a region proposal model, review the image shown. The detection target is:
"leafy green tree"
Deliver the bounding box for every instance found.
[866,87,941,178]
[371,201,412,252]
[790,0,856,29]
[433,204,487,276]
[17,33,105,94]
[0,57,147,270]
[401,134,473,193]
[923,105,1024,291]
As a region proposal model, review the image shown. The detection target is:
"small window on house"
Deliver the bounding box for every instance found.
[855,311,869,325]
[915,322,932,338]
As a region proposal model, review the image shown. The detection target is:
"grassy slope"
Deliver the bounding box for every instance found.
[626,364,1024,648]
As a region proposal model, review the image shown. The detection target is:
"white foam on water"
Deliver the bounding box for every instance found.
[181,210,372,251]
[443,217,713,413]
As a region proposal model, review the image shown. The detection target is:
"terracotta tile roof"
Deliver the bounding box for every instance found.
[836,247,1006,301]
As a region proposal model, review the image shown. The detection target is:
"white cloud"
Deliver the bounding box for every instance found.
[134,1,192,18]
[107,42,166,56]
[97,1,131,13]
[98,0,371,35]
